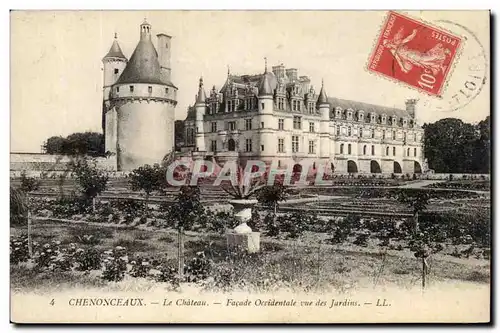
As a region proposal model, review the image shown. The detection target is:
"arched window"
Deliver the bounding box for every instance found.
[371,145,375,155]
[386,146,389,156]
[414,148,417,157]
[348,144,352,154]
[363,145,367,155]
[340,143,344,154]
[393,146,396,156]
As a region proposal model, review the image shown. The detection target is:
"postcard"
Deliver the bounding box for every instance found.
[10,10,490,323]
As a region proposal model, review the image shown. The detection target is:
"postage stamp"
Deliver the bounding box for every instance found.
[367,11,462,97]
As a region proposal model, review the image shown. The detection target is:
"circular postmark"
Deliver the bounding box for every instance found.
[419,20,488,112]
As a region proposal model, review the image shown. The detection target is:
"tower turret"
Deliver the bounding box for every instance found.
[102,33,128,154]
[257,58,275,163]
[317,80,331,159]
[195,77,207,152]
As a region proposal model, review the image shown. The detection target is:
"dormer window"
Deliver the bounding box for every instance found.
[116,87,119,93]
[359,127,363,138]
[381,114,387,124]
[371,128,375,139]
[165,88,169,94]
[348,126,352,136]
[403,118,408,127]
[148,86,152,93]
[129,85,134,92]
[335,107,342,119]
[392,116,397,126]
[370,113,376,123]
[358,111,364,122]
[347,109,353,120]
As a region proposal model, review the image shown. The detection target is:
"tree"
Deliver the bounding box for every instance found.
[423,117,490,173]
[71,157,109,212]
[219,162,266,200]
[167,186,204,280]
[257,184,291,231]
[43,136,66,154]
[42,132,105,157]
[127,164,165,213]
[10,186,27,226]
[397,189,432,290]
[20,171,40,193]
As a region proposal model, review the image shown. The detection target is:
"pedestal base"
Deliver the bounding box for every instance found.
[226,232,260,253]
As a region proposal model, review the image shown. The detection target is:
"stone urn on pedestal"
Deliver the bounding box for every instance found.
[227,199,260,253]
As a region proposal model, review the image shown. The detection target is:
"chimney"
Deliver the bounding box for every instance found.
[405,99,418,119]
[157,33,172,83]
[285,68,298,81]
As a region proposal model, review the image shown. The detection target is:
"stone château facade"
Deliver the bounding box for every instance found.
[181,62,427,175]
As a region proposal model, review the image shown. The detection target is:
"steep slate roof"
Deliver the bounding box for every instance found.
[317,84,328,105]
[328,97,409,117]
[103,38,127,61]
[185,105,196,120]
[116,39,167,85]
[258,71,274,96]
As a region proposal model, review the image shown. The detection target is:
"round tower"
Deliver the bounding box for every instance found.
[194,77,207,152]
[257,58,276,164]
[102,33,128,154]
[110,20,178,171]
[317,79,331,160]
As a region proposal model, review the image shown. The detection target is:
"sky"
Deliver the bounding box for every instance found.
[10,10,490,153]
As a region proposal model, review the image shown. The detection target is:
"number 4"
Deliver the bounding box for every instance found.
[50,299,55,306]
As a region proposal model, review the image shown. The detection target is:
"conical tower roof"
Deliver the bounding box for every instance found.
[103,34,127,61]
[116,38,165,85]
[317,79,328,105]
[195,77,206,104]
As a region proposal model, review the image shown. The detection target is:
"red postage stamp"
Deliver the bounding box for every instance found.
[367,11,462,96]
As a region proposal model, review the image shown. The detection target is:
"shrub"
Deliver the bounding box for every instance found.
[129,257,152,278]
[264,212,280,237]
[10,235,31,264]
[20,172,40,193]
[75,247,102,271]
[34,241,74,272]
[101,246,128,282]
[51,195,91,218]
[10,187,27,225]
[184,252,211,283]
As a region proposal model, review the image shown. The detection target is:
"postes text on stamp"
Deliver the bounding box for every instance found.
[368,11,462,97]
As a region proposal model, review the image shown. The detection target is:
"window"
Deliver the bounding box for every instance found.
[261,145,265,152]
[414,133,417,141]
[227,100,232,112]
[116,87,119,92]
[348,144,352,154]
[148,86,152,93]
[336,125,340,135]
[359,128,363,138]
[114,68,119,74]
[371,129,375,139]
[403,132,407,143]
[371,145,375,155]
[308,103,315,114]
[340,143,344,154]
[165,88,169,94]
[386,146,389,156]
[229,121,236,131]
[245,119,252,130]
[292,136,299,153]
[278,138,284,153]
[382,130,386,140]
[293,116,302,130]
[211,122,217,133]
[393,146,396,156]
[278,118,284,130]
[261,122,264,129]
[363,145,367,155]
[392,131,396,140]
[308,140,315,154]
[407,148,410,156]
[261,102,265,110]
[278,160,281,167]
[414,148,417,157]
[309,122,315,133]
[211,140,217,152]
[277,98,285,110]
[129,85,134,92]
[348,127,352,136]
[245,139,252,152]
